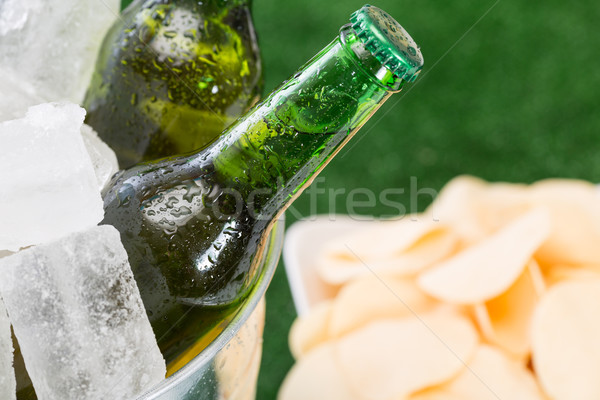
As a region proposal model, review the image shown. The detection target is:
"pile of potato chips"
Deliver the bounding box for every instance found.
[279,176,600,400]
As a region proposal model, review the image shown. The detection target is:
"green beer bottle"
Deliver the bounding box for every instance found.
[102,5,423,367]
[83,0,262,168]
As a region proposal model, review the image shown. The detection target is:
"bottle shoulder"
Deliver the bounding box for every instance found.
[101,153,268,306]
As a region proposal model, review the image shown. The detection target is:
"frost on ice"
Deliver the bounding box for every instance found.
[0,225,166,400]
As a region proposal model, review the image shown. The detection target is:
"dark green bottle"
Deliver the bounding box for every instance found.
[83,0,262,168]
[102,5,423,369]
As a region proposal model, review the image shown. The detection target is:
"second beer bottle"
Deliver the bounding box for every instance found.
[84,0,263,168]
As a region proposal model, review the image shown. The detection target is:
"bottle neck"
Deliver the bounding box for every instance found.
[189,25,402,219]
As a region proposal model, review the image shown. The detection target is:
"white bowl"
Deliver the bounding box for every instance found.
[283,215,376,316]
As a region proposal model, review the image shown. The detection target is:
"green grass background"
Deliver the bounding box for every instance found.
[121,0,600,398]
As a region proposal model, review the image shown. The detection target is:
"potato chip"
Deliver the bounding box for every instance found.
[543,263,600,286]
[526,258,547,296]
[474,260,544,359]
[288,300,332,360]
[424,175,488,241]
[412,345,544,399]
[334,311,478,400]
[278,344,360,400]
[283,215,369,314]
[317,218,457,285]
[323,217,448,259]
[426,175,531,244]
[411,390,463,400]
[328,275,438,339]
[417,208,550,304]
[531,279,600,400]
[529,179,600,266]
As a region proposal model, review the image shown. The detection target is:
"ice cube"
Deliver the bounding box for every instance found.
[81,124,119,191]
[0,0,120,103]
[0,103,104,252]
[0,225,166,400]
[0,67,45,122]
[0,296,15,400]
[0,0,42,36]
[1,93,118,192]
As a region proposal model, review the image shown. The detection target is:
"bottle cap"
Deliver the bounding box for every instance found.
[350,5,424,82]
